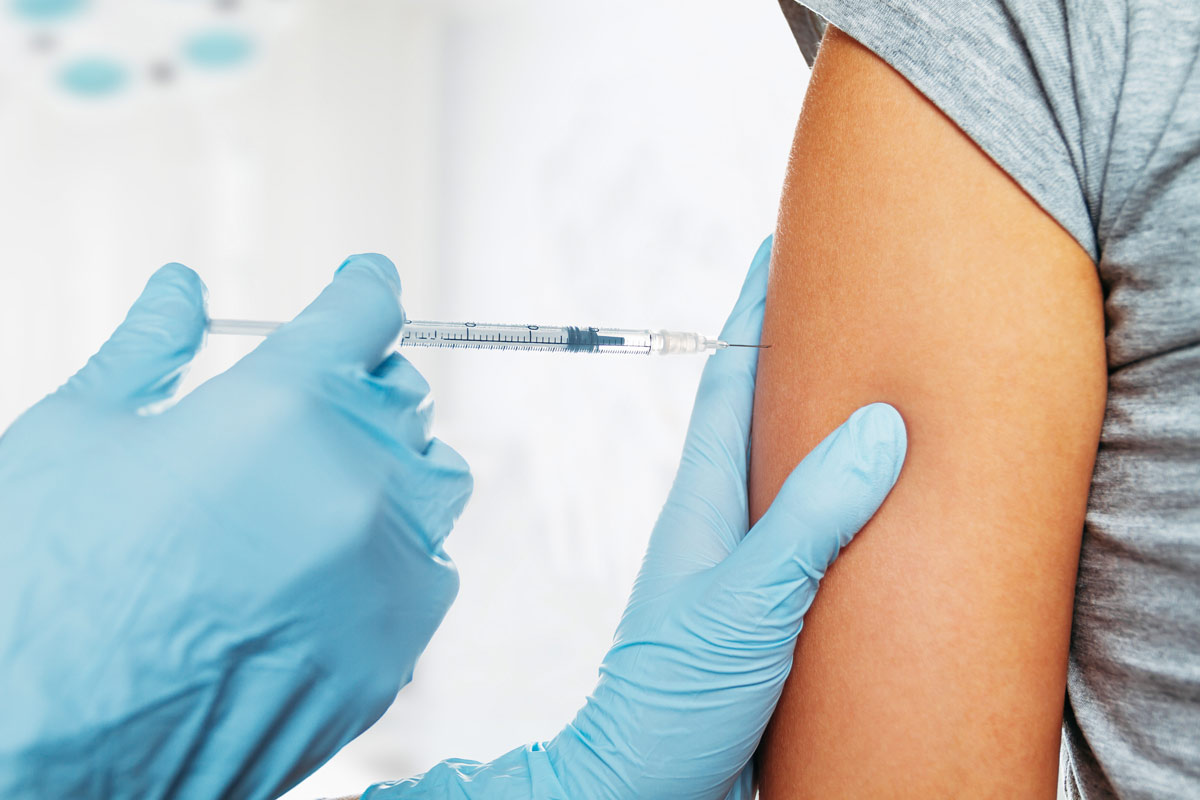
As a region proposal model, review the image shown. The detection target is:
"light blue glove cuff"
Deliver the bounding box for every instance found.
[363,743,569,800]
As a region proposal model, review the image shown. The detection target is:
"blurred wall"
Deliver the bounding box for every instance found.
[0,0,810,795]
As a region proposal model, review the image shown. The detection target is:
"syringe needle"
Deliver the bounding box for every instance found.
[724,343,771,349]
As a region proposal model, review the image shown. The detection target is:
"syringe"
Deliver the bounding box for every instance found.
[207,319,766,356]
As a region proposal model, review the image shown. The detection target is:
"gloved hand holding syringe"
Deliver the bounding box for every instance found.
[209,317,768,355]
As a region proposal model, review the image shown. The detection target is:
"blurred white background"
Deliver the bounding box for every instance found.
[0,0,809,795]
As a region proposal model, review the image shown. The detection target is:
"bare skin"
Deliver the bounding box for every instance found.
[751,27,1107,798]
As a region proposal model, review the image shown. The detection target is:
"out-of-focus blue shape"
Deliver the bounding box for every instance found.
[184,29,254,69]
[59,56,128,97]
[10,0,85,21]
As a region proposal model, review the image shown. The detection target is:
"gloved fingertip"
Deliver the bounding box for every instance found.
[425,436,472,482]
[738,402,907,582]
[336,253,403,299]
[61,263,210,407]
[423,437,474,515]
[846,402,907,489]
[118,263,208,357]
[371,352,431,397]
[752,234,773,272]
[261,254,406,369]
[151,262,207,298]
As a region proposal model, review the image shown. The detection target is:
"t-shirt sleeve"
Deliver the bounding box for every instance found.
[778,0,1099,261]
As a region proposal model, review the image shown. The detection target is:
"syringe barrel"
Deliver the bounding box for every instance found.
[400,321,654,354]
[208,319,723,356]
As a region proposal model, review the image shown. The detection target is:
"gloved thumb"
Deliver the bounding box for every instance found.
[717,403,906,617]
[253,253,405,372]
[62,263,208,410]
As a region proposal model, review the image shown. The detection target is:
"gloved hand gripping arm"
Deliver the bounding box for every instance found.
[363,237,907,800]
[0,255,471,800]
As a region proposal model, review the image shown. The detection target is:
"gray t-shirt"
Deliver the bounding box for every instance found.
[779,2,1200,797]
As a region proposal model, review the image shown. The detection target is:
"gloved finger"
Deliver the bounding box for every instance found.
[254,253,404,372]
[336,352,434,455]
[717,233,773,350]
[717,403,907,614]
[386,437,474,552]
[672,235,772,476]
[689,235,773,425]
[61,263,208,410]
[657,236,772,556]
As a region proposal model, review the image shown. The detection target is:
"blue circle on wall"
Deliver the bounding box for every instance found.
[184,30,254,69]
[10,0,86,21]
[59,57,128,97]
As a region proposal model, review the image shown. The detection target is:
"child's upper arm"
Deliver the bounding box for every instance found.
[752,28,1107,797]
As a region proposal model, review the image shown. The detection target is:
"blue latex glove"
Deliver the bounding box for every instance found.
[363,237,907,800]
[0,255,472,799]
